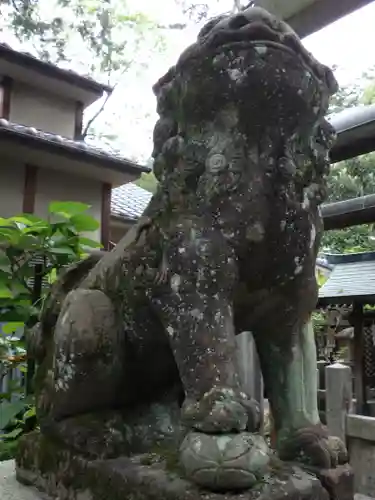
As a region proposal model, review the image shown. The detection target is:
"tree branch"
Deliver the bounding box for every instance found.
[232,0,243,13]
[79,60,134,140]
[156,22,187,30]
[80,90,113,140]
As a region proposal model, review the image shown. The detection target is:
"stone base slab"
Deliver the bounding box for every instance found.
[14,431,349,500]
[305,464,354,500]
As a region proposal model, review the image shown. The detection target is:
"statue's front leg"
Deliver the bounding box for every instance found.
[255,317,348,468]
[150,231,269,490]
[150,228,260,433]
[153,288,259,433]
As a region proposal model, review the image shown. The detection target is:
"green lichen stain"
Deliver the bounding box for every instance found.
[140,445,183,476]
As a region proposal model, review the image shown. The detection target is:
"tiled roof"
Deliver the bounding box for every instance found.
[111,183,152,221]
[319,252,375,304]
[0,42,112,94]
[0,119,149,176]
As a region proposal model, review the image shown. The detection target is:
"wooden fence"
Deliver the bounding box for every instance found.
[325,363,375,497]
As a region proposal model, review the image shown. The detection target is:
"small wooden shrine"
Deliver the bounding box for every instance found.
[318,252,375,416]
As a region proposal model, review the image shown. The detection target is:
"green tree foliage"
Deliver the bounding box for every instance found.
[322,68,375,253]
[0,202,101,449]
[134,157,158,193]
[0,0,160,71]
[135,171,158,194]
[173,0,248,23]
[0,0,165,142]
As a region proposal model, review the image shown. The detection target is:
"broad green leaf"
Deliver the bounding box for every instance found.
[0,269,11,283]
[46,268,57,284]
[49,222,78,239]
[48,246,77,257]
[49,201,91,217]
[0,286,13,298]
[0,400,26,429]
[70,214,99,232]
[0,251,10,261]
[0,227,21,244]
[78,237,102,248]
[0,218,14,227]
[9,214,47,225]
[16,234,40,249]
[23,406,36,421]
[49,232,71,245]
[2,427,23,439]
[11,282,31,299]
[1,322,25,335]
[22,224,50,235]
[0,250,11,270]
[0,308,30,323]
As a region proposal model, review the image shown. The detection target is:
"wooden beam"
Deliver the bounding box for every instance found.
[330,136,375,164]
[1,76,12,119]
[328,104,375,163]
[101,182,111,250]
[22,164,38,213]
[352,303,367,416]
[321,194,375,230]
[285,0,373,39]
[74,101,84,140]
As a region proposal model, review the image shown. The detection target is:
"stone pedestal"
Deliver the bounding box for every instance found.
[304,464,354,500]
[14,431,347,500]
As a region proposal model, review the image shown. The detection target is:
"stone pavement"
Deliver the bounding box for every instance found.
[0,459,374,500]
[0,461,46,500]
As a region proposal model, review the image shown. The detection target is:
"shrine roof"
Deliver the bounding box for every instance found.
[318,252,375,305]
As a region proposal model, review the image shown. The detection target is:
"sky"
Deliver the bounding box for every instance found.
[303,1,375,85]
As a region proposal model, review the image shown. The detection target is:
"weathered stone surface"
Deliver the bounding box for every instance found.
[16,432,329,500]
[17,3,349,495]
[349,437,375,498]
[318,465,354,500]
[303,464,354,500]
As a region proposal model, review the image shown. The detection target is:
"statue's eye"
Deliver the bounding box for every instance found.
[229,14,248,30]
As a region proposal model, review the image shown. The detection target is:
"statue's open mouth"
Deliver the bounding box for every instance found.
[223,38,313,67]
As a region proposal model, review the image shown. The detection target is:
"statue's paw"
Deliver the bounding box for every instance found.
[182,387,260,433]
[278,424,348,469]
[179,431,270,491]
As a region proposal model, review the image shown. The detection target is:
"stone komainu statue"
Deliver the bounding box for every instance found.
[17,6,350,495]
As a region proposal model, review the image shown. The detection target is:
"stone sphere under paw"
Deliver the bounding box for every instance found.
[179,431,270,491]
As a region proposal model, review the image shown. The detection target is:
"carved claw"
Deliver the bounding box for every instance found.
[181,387,261,434]
[153,252,169,285]
[278,424,348,468]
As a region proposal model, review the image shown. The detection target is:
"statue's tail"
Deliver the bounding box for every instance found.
[27,252,104,363]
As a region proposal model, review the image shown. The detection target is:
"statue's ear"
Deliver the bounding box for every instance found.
[197,14,226,40]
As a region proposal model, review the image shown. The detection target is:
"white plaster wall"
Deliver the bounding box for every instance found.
[10,82,76,139]
[34,169,102,241]
[0,163,25,218]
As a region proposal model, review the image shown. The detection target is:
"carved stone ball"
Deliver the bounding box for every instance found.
[179,431,270,491]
